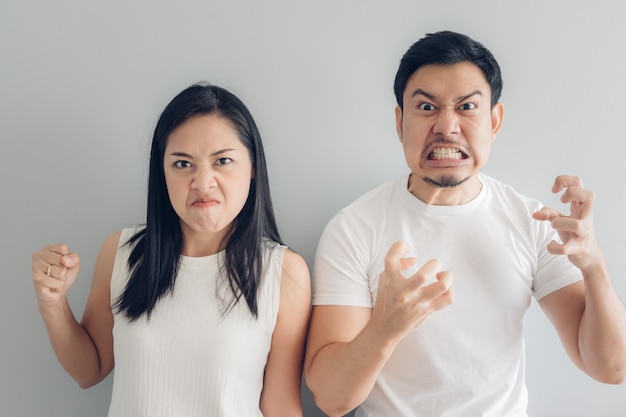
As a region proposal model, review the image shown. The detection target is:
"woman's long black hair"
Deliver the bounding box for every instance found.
[114,82,283,320]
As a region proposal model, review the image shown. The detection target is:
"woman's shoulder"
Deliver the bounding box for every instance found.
[282,249,308,273]
[262,241,309,280]
[98,226,140,254]
[118,224,145,243]
[279,249,311,297]
[98,230,124,259]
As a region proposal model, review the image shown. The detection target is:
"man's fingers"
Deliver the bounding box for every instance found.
[552,175,583,193]
[399,256,417,271]
[384,241,412,273]
[545,240,566,255]
[417,258,442,279]
[559,187,595,212]
[551,175,594,214]
[546,239,585,257]
[421,270,453,297]
[535,189,594,224]
[405,258,443,288]
[551,216,584,235]
[532,206,563,222]
[420,270,454,311]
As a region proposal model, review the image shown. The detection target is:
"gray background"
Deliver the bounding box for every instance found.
[2,0,625,416]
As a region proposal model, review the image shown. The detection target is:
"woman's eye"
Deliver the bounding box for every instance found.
[419,103,435,111]
[174,160,192,168]
[459,102,476,110]
[216,157,232,166]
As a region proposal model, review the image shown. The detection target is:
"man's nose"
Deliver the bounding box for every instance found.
[433,108,460,136]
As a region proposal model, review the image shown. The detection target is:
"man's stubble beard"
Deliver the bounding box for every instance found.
[421,175,470,188]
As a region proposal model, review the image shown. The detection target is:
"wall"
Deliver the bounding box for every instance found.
[1,0,625,416]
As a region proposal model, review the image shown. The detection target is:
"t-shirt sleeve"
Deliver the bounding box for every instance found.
[532,215,583,300]
[312,211,374,308]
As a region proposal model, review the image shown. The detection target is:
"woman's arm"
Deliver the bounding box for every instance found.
[259,249,311,416]
[32,231,120,388]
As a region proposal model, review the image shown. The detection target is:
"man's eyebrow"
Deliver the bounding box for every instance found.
[457,90,483,102]
[410,88,483,103]
[410,88,436,101]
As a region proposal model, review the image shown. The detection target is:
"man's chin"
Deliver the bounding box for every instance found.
[422,175,469,189]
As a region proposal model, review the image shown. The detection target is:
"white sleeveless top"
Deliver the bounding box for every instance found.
[107,226,285,417]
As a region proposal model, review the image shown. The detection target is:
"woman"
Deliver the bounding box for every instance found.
[32,83,311,416]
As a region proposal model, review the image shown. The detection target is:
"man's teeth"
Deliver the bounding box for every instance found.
[431,148,462,160]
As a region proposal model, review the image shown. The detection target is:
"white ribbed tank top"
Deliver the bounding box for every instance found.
[107,226,284,417]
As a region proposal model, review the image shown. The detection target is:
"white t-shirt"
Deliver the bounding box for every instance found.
[313,173,582,417]
[108,226,285,417]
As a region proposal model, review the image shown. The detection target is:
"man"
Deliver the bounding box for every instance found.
[304,31,626,417]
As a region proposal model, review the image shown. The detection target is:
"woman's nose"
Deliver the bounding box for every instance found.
[191,166,217,191]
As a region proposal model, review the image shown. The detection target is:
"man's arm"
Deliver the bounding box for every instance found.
[305,305,390,417]
[534,175,626,384]
[304,242,454,416]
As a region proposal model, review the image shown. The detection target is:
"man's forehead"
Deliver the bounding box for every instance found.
[404,62,491,102]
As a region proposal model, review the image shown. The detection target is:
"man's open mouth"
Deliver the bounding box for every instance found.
[428,147,467,160]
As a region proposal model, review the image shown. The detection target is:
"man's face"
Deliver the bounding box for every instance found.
[396,61,503,203]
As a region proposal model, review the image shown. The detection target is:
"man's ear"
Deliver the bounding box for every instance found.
[491,102,504,137]
[395,105,403,142]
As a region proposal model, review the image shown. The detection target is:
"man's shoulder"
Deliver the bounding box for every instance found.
[342,175,406,212]
[322,175,406,235]
[481,173,543,212]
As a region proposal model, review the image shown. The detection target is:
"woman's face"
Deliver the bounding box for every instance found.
[163,114,253,251]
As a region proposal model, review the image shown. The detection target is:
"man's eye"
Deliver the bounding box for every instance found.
[419,103,435,111]
[459,102,476,110]
[174,160,192,168]
[216,157,232,166]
